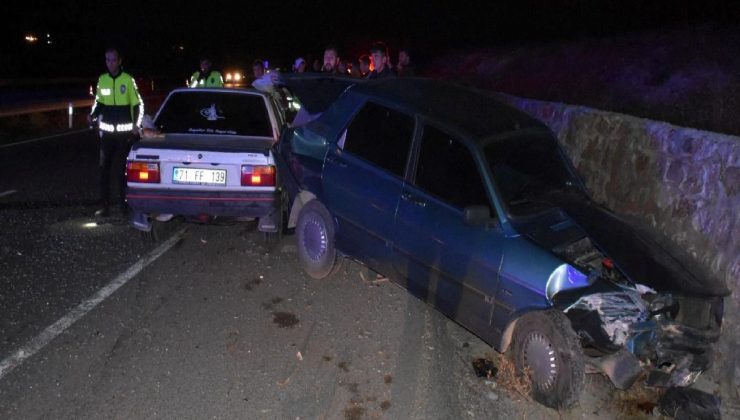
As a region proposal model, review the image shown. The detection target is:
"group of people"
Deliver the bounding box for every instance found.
[292,41,415,79]
[187,41,416,91]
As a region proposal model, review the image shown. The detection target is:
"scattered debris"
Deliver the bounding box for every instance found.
[611,375,661,417]
[296,351,303,361]
[359,269,389,284]
[384,374,393,384]
[380,401,391,411]
[586,348,643,389]
[261,297,283,310]
[487,353,532,401]
[200,238,207,244]
[343,404,365,420]
[276,377,290,387]
[372,275,389,284]
[272,312,299,328]
[472,358,498,379]
[658,387,721,420]
[243,278,262,291]
[338,361,349,372]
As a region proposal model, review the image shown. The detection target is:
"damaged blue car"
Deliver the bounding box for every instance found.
[274,75,727,409]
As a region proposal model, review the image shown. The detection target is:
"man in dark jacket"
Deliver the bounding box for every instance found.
[368,42,395,79]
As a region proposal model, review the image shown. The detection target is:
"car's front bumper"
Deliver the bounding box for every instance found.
[565,290,723,390]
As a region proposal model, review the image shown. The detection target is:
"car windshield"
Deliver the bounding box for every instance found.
[483,132,575,217]
[155,91,273,137]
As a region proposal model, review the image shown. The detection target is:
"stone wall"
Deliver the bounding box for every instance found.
[499,95,740,403]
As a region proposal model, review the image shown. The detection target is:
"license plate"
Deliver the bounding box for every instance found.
[172,167,226,185]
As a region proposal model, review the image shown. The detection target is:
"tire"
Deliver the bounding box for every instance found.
[296,200,338,279]
[511,310,584,409]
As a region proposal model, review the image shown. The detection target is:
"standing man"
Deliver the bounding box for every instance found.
[189,56,224,88]
[357,54,371,78]
[397,47,416,77]
[368,42,395,79]
[322,46,340,73]
[87,47,143,217]
[293,57,307,73]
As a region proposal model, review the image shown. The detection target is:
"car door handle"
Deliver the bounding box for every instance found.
[401,192,427,207]
[326,156,347,168]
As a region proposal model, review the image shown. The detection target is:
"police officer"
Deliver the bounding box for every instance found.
[189,56,224,88]
[87,47,144,217]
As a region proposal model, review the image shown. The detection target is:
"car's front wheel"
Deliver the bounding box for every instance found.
[511,311,584,409]
[296,200,339,279]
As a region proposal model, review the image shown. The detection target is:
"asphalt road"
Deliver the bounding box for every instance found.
[0,129,648,419]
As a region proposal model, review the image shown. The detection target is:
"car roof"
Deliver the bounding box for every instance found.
[349,78,548,142]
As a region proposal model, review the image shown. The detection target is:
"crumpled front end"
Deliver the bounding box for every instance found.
[565,287,723,389]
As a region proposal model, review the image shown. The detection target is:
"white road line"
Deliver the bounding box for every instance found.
[0,190,17,198]
[0,128,93,149]
[0,227,187,380]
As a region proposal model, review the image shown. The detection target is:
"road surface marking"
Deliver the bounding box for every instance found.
[0,190,17,198]
[0,227,187,380]
[0,128,93,149]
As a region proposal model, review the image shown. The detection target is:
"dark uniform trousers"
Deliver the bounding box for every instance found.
[99,132,134,208]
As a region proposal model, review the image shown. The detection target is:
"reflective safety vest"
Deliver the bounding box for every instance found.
[90,71,143,133]
[189,70,224,88]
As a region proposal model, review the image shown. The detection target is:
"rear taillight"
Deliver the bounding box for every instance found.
[241,165,275,186]
[127,161,161,183]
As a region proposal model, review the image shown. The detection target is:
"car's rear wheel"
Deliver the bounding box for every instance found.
[296,200,338,279]
[511,311,584,409]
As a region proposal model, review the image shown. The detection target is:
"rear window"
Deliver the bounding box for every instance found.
[155,91,273,137]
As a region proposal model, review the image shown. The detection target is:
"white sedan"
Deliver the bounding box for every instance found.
[126,88,287,239]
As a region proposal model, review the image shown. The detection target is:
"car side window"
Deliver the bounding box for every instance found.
[415,125,489,209]
[343,102,414,178]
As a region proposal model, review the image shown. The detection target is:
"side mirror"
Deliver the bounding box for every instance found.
[463,205,494,227]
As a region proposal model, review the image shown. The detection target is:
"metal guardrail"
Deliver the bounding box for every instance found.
[0,98,94,119]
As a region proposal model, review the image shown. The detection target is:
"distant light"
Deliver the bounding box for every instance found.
[82,222,98,229]
[234,72,242,82]
[25,34,38,43]
[178,45,184,51]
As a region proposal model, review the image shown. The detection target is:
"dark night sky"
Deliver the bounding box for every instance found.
[1,0,738,79]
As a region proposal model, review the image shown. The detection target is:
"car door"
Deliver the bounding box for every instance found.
[322,101,415,273]
[392,123,505,340]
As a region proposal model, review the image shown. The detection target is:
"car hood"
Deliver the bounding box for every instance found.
[517,190,729,297]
